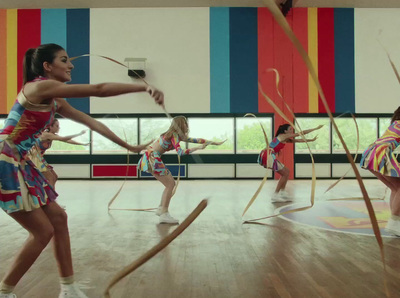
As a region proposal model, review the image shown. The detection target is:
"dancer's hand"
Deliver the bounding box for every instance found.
[210,139,227,146]
[146,85,164,106]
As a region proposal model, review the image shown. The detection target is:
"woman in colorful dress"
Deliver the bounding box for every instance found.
[258,123,322,203]
[0,43,164,298]
[28,118,89,190]
[360,106,400,236]
[138,116,225,224]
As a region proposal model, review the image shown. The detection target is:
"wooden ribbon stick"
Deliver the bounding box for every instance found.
[70,54,173,211]
[103,199,208,298]
[262,0,388,295]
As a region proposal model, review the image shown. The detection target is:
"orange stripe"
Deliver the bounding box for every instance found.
[0,10,7,113]
[307,8,318,113]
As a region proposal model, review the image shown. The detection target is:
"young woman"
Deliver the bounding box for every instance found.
[138,116,225,224]
[360,106,400,236]
[0,43,163,298]
[258,123,322,202]
[28,118,89,190]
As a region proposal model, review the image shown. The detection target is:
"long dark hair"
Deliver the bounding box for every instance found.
[275,124,291,137]
[23,43,65,85]
[391,106,400,124]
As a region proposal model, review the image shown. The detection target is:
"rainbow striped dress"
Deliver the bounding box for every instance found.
[360,120,400,177]
[0,78,58,213]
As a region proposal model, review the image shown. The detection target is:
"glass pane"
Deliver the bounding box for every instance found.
[92,118,138,154]
[379,117,391,137]
[295,118,330,154]
[236,117,273,153]
[46,119,90,154]
[187,118,234,154]
[0,117,5,130]
[332,118,377,154]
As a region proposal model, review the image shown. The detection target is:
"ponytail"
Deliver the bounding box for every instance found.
[23,48,36,85]
[22,43,65,85]
[275,124,291,137]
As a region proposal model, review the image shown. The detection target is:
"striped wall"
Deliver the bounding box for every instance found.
[0,7,380,117]
[0,9,90,114]
[210,7,355,115]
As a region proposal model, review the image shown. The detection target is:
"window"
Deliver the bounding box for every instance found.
[295,118,330,154]
[332,118,377,154]
[236,117,272,153]
[187,118,234,154]
[379,117,391,137]
[46,119,90,154]
[92,118,138,154]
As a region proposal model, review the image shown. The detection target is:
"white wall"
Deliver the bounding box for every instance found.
[355,8,400,113]
[89,8,210,114]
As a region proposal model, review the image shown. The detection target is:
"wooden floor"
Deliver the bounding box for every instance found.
[1,179,400,298]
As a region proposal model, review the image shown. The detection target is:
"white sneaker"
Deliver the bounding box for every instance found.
[279,190,292,202]
[385,218,400,236]
[0,294,17,298]
[271,193,287,203]
[155,206,163,216]
[59,283,88,298]
[159,212,179,224]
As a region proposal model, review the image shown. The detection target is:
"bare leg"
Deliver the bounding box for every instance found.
[384,176,400,216]
[274,167,290,193]
[2,208,54,286]
[370,170,398,212]
[154,172,175,214]
[42,202,73,277]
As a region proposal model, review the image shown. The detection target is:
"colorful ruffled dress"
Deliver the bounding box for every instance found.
[0,78,58,213]
[360,120,400,177]
[258,136,286,171]
[138,133,206,176]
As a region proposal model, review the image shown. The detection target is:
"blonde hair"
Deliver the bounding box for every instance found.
[162,116,188,140]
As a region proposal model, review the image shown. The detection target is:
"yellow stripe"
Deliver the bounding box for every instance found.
[6,9,17,112]
[308,8,318,113]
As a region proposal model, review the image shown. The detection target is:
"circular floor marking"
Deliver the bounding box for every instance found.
[275,200,398,238]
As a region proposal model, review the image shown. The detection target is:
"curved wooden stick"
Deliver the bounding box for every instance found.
[104,199,208,298]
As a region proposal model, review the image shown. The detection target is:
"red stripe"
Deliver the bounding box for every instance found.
[258,8,274,113]
[273,14,294,179]
[92,165,138,177]
[0,10,7,113]
[292,8,309,113]
[17,9,41,91]
[317,8,335,113]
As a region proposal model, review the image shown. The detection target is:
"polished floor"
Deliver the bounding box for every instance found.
[0,179,399,298]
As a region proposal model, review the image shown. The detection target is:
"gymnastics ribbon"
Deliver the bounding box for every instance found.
[241,113,270,216]
[260,1,388,296]
[242,68,318,220]
[104,199,208,298]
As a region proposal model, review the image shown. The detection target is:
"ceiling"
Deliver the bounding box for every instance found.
[2,0,400,9]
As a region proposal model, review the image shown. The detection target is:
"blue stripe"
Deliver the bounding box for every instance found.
[334,8,355,113]
[66,9,90,113]
[210,8,230,113]
[229,8,258,113]
[41,9,67,49]
[140,165,186,178]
